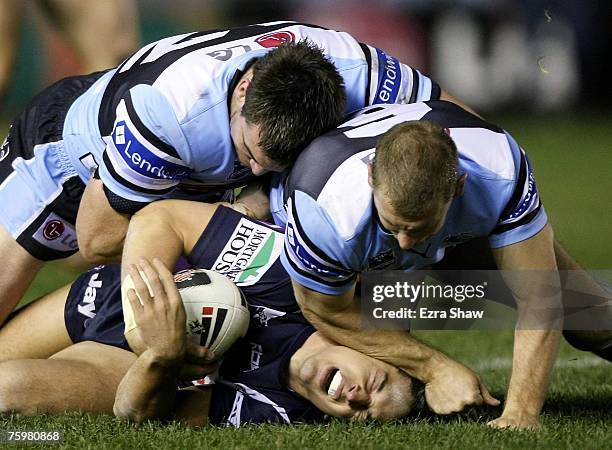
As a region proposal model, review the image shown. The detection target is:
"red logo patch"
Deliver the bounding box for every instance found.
[43,219,65,240]
[255,31,295,48]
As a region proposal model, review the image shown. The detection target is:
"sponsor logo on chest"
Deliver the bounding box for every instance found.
[212,219,283,286]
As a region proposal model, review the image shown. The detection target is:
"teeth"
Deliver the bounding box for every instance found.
[327,370,342,396]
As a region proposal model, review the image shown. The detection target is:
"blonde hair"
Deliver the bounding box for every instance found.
[371,121,458,218]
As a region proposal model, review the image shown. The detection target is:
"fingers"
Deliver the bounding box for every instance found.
[179,362,220,381]
[185,341,216,364]
[137,258,164,300]
[152,258,182,306]
[128,257,178,305]
[479,381,501,406]
[126,288,144,314]
[128,264,154,305]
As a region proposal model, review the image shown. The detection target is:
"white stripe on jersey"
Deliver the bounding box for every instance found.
[220,380,291,425]
[114,100,185,166]
[286,197,353,284]
[451,128,515,180]
[498,149,540,225]
[227,390,245,427]
[318,149,375,240]
[343,103,432,139]
[364,45,380,105]
[153,48,222,122]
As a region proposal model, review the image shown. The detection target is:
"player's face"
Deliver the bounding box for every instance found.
[230,111,285,176]
[373,190,451,250]
[295,345,415,421]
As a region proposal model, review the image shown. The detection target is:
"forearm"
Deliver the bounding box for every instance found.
[296,285,448,382]
[121,204,185,280]
[113,350,180,422]
[76,179,130,263]
[504,328,561,418]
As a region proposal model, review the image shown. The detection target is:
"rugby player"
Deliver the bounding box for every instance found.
[274,101,611,429]
[0,21,472,327]
[0,206,422,425]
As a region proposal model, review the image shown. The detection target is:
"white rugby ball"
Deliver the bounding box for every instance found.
[122,268,250,360]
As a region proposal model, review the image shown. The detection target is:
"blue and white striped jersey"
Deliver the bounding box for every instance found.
[61,21,439,209]
[277,102,548,295]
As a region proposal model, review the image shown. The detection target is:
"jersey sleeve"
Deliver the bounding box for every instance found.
[488,132,548,248]
[280,191,358,295]
[359,43,441,106]
[98,84,192,213]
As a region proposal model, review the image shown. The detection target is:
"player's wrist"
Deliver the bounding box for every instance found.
[420,351,453,382]
[143,347,185,371]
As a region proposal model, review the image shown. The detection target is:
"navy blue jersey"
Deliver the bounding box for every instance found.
[65,207,322,426]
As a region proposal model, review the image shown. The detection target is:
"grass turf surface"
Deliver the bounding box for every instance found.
[1,113,611,448]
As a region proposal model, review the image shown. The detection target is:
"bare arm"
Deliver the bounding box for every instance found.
[114,258,214,423]
[293,280,499,414]
[121,200,219,279]
[490,223,562,429]
[76,178,130,263]
[120,200,218,363]
[439,89,482,118]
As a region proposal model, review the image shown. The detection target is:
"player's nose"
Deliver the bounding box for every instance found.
[250,159,268,176]
[396,232,416,250]
[346,384,369,407]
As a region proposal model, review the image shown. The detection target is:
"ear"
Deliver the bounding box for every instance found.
[234,73,252,108]
[454,174,467,197]
[367,163,374,188]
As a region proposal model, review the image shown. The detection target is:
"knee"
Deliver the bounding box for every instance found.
[0,362,35,414]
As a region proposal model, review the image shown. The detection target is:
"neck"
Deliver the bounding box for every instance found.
[286,332,333,396]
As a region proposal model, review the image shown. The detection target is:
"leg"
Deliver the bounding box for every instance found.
[0,0,24,99]
[554,240,612,360]
[0,341,135,415]
[0,225,44,326]
[41,0,140,71]
[0,282,72,361]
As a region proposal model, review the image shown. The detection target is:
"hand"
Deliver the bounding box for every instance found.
[425,358,500,414]
[126,258,187,366]
[178,341,219,379]
[488,413,541,430]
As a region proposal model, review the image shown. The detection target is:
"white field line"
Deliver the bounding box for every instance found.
[475,356,609,371]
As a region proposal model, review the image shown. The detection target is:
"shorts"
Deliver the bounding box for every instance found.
[64,264,129,350]
[0,72,105,260]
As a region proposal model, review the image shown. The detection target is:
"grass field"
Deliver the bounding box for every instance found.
[1,113,611,449]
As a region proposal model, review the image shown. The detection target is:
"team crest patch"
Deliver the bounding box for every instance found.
[442,232,473,246]
[367,249,396,270]
[255,31,295,48]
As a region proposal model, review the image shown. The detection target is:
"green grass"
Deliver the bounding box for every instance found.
[1,114,611,448]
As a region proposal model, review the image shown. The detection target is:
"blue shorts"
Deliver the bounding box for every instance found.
[0,72,104,261]
[64,264,129,350]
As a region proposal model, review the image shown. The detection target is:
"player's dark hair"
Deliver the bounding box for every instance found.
[371,121,458,218]
[242,40,346,167]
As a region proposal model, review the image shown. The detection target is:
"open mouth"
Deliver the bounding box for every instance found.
[326,369,343,397]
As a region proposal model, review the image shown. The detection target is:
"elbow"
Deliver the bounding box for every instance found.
[77,233,124,264]
[113,401,148,423]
